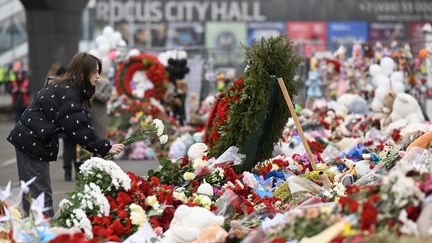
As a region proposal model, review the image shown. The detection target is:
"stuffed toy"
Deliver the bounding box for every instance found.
[382,91,425,127]
[336,93,368,115]
[161,205,225,243]
[407,131,432,151]
[129,141,148,160]
[192,225,228,243]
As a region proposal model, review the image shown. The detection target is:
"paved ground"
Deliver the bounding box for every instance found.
[0,95,159,213]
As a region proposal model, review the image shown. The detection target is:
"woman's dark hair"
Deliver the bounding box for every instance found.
[55,52,102,108]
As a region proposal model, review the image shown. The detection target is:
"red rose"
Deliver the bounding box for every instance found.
[369,194,380,204]
[339,196,359,213]
[406,205,422,221]
[345,185,360,195]
[117,209,129,219]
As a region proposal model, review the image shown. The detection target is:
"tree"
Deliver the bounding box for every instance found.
[20,0,89,95]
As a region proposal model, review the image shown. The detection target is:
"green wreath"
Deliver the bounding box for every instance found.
[206,36,301,171]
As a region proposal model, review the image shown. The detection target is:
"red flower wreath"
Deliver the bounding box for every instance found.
[115,53,169,101]
[203,78,244,148]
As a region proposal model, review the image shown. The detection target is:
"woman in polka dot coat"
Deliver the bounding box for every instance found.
[7,52,124,217]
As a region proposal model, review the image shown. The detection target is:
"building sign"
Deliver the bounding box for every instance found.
[96,1,266,23]
[95,0,432,24]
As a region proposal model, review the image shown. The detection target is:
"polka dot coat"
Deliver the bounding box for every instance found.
[7,82,112,162]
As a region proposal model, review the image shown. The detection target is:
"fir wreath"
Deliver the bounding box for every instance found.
[115,53,169,101]
[205,36,301,171]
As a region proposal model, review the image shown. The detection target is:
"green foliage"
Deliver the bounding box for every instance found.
[209,36,301,169]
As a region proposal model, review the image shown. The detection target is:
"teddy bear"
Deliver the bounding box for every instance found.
[192,225,228,243]
[128,141,150,160]
[381,91,425,127]
[161,205,225,243]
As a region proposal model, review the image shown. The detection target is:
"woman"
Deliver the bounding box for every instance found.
[7,52,124,217]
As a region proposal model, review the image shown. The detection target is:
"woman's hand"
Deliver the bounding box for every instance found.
[108,143,125,154]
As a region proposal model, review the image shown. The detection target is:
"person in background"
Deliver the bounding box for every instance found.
[11,68,30,123]
[7,52,125,217]
[0,66,5,94]
[89,77,112,141]
[4,64,16,95]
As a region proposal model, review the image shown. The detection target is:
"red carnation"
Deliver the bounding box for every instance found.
[106,235,120,242]
[111,219,124,236]
[150,176,160,187]
[92,225,108,238]
[117,209,129,219]
[49,233,100,243]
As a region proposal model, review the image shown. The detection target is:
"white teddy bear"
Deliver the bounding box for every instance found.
[161,205,225,243]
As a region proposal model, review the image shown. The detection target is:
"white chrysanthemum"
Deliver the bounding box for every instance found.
[159,134,168,144]
[73,208,93,238]
[78,183,110,216]
[129,203,147,228]
[173,191,187,203]
[383,170,425,207]
[153,119,164,137]
[192,158,207,169]
[398,209,419,236]
[79,157,131,192]
[146,195,160,210]
[183,172,196,181]
[59,199,71,210]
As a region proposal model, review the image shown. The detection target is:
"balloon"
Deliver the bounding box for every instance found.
[127,49,140,58]
[380,57,395,76]
[373,73,390,89]
[368,64,382,77]
[375,87,388,102]
[95,35,109,46]
[98,43,110,55]
[108,50,117,61]
[102,26,115,38]
[88,49,100,58]
[101,56,111,74]
[113,32,122,42]
[371,98,383,112]
[117,40,127,47]
[390,71,404,84]
[392,81,405,93]
[419,49,428,59]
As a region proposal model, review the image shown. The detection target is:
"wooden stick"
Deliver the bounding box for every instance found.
[277,77,317,171]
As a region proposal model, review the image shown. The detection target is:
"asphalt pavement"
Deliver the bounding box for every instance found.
[0,94,159,213]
